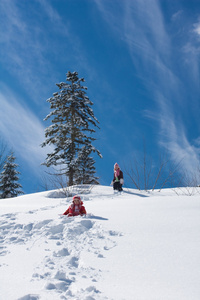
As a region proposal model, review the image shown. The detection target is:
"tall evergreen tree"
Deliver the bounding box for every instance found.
[0,152,23,198]
[41,71,102,186]
[74,145,100,185]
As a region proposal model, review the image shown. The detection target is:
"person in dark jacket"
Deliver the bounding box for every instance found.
[63,195,86,217]
[111,162,124,191]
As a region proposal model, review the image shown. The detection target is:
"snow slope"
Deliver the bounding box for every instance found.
[0,185,200,300]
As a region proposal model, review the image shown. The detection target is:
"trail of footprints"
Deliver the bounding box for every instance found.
[0,211,122,299]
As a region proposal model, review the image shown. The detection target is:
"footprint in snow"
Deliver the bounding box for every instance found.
[74,285,103,300]
[32,272,51,280]
[24,223,34,231]
[45,281,70,292]
[16,294,40,300]
[53,247,70,257]
[33,219,53,230]
[47,223,64,240]
[80,219,93,229]
[108,230,123,237]
[1,222,16,231]
[68,256,79,268]
[4,213,16,220]
[0,248,10,256]
[14,223,23,230]
[9,236,24,243]
[45,271,74,292]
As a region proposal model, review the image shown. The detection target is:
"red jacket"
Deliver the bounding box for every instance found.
[63,201,86,217]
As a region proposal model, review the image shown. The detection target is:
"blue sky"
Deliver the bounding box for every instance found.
[0,0,200,193]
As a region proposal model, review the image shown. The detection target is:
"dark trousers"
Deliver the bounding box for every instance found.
[113,181,123,191]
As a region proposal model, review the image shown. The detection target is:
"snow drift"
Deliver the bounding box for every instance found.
[0,185,200,300]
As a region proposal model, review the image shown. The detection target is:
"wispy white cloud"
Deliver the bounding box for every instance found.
[94,0,200,174]
[171,10,183,22]
[194,136,200,147]
[0,0,77,103]
[0,83,50,173]
[0,0,56,102]
[154,91,199,170]
[145,90,200,174]
[193,20,200,35]
[0,0,98,104]
[95,0,170,63]
[36,0,65,25]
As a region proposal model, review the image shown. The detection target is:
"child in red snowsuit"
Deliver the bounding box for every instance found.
[63,195,86,217]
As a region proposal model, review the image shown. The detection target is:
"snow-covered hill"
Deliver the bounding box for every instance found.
[0,186,200,300]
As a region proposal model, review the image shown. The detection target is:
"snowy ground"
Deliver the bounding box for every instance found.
[0,185,200,300]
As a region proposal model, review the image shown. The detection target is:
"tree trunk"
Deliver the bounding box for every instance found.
[68,167,73,186]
